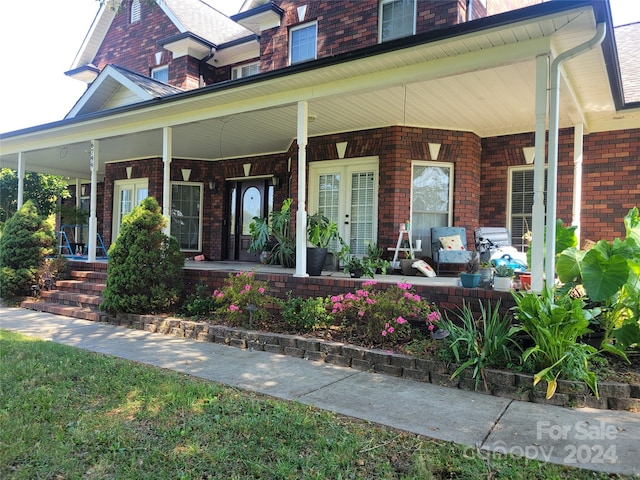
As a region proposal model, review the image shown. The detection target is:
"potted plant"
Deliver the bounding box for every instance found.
[399,251,417,276]
[339,245,375,278]
[479,261,493,288]
[248,198,295,268]
[459,251,481,288]
[306,213,340,276]
[365,243,389,274]
[493,264,514,291]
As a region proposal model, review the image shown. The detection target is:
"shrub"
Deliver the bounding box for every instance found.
[438,300,520,390]
[0,200,54,299]
[213,271,271,327]
[180,281,220,318]
[277,293,332,332]
[330,280,440,346]
[100,197,184,314]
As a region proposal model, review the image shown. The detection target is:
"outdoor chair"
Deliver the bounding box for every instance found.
[474,226,527,267]
[430,227,473,275]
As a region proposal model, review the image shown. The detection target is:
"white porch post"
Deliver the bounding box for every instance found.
[162,126,172,237]
[572,123,584,246]
[294,101,309,277]
[88,140,99,262]
[17,152,25,209]
[531,54,548,293]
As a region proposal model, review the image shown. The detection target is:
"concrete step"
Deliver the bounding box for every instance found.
[20,300,108,322]
[40,290,103,308]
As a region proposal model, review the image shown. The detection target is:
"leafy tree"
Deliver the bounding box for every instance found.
[0,200,55,299]
[0,168,70,225]
[101,197,184,314]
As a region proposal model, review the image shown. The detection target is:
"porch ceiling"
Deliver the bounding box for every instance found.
[1,3,637,180]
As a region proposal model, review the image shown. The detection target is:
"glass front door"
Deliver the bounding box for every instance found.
[309,158,378,256]
[112,179,148,243]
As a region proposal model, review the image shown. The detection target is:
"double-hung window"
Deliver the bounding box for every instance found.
[508,166,547,251]
[410,162,453,256]
[151,66,169,83]
[231,62,259,80]
[170,183,203,251]
[379,0,416,42]
[289,22,317,64]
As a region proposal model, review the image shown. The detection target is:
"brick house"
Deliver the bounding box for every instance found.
[1,0,638,285]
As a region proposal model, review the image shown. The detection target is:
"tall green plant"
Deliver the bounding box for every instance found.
[439,301,520,391]
[556,207,640,360]
[512,287,598,399]
[0,200,54,299]
[248,198,295,266]
[101,197,184,314]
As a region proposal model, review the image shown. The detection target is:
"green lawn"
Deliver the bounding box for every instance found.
[0,329,629,479]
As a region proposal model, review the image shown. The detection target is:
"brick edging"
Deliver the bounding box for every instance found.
[105,312,639,412]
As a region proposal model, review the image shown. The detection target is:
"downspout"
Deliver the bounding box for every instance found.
[466,0,473,22]
[572,122,584,246]
[545,22,606,284]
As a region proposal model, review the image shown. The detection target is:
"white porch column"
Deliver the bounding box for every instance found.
[17,152,25,209]
[162,126,172,237]
[531,54,548,293]
[294,101,309,277]
[88,140,99,262]
[572,123,584,246]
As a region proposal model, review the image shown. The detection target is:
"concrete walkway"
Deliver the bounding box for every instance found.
[1,306,639,476]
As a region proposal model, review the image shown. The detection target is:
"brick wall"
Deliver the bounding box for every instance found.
[480,127,640,244]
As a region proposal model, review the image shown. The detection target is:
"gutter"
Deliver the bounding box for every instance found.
[544,22,607,285]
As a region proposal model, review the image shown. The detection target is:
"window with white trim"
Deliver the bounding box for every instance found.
[231,62,259,80]
[289,22,317,64]
[151,66,169,83]
[508,166,547,251]
[379,0,416,42]
[170,183,203,251]
[130,0,141,23]
[410,162,453,256]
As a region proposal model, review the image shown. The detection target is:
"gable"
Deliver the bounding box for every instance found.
[66,65,183,119]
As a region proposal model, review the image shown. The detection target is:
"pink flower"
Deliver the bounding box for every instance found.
[363,280,377,286]
[396,316,407,324]
[413,294,421,302]
[244,285,251,291]
[397,282,412,290]
[358,310,365,317]
[216,292,224,299]
[246,271,253,277]
[381,330,387,336]
[428,311,441,322]
[229,304,239,312]
[388,326,394,334]
[366,298,376,305]
[428,323,435,331]
[385,323,390,329]
[331,295,339,303]
[356,289,368,297]
[258,287,265,294]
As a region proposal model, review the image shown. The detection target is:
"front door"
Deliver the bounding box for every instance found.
[112,179,148,243]
[227,179,273,261]
[309,157,378,255]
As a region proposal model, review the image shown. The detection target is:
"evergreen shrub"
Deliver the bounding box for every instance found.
[100,197,184,314]
[0,200,54,299]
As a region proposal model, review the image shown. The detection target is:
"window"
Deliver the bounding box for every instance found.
[508,166,547,251]
[231,62,259,80]
[289,22,317,64]
[410,162,453,256]
[130,0,141,23]
[151,66,169,83]
[171,183,202,251]
[379,0,416,42]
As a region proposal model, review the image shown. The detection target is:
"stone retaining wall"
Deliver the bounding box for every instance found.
[107,312,640,412]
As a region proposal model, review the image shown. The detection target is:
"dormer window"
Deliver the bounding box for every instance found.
[131,0,141,23]
[379,0,416,42]
[232,62,259,80]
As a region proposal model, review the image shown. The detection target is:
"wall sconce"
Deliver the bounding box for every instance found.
[272,174,280,188]
[209,180,217,192]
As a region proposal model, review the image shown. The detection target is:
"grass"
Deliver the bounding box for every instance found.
[0,329,630,480]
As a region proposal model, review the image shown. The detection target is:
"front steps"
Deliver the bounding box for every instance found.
[21,269,109,322]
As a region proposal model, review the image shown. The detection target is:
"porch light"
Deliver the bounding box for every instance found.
[209,180,217,192]
[272,174,280,188]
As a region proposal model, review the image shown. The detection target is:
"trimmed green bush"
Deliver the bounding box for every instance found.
[100,197,184,314]
[0,200,54,299]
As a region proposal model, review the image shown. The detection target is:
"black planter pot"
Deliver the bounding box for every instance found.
[306,247,328,276]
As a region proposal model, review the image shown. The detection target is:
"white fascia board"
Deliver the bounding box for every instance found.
[70,2,118,70]
[211,41,260,66]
